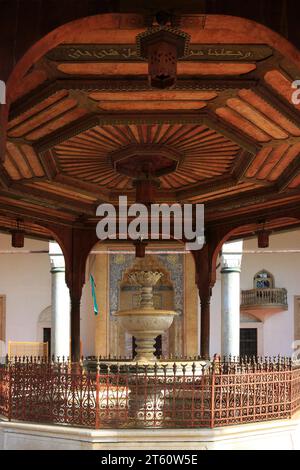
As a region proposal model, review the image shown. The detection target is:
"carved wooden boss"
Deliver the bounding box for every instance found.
[132,18,190,256]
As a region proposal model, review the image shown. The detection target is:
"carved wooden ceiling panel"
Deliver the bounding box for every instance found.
[2,14,300,234]
[50,123,240,191]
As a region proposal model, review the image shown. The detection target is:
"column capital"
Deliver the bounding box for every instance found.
[221,240,242,358]
[50,266,65,274]
[221,240,243,274]
[49,241,65,270]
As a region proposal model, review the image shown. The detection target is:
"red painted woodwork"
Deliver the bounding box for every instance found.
[1,11,300,359]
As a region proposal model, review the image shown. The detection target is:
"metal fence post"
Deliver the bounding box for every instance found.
[95,363,100,429]
[7,364,12,422]
[210,360,216,429]
[289,358,293,418]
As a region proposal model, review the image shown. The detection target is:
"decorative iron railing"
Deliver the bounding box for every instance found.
[0,357,299,429]
[241,288,288,309]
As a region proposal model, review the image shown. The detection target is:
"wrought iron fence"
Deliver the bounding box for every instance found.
[0,356,299,429]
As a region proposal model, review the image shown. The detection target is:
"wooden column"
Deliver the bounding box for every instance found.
[199,289,212,359]
[192,243,213,359]
[70,295,81,361]
[49,225,98,363]
[192,227,226,360]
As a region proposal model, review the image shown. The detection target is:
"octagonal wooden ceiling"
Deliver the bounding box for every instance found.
[50,123,241,191]
[2,13,300,233]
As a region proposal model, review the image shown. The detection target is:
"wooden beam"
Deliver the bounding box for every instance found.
[9,77,258,120]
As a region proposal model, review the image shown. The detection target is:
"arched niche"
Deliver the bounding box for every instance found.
[109,253,183,358]
[120,255,174,311]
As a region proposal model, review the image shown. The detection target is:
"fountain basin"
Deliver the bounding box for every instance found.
[116,309,177,362]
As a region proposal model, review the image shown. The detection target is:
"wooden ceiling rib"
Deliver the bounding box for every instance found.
[56,62,256,76]
[215,107,272,142]
[264,70,300,110]
[237,89,300,136]
[0,194,76,221]
[4,143,45,180]
[20,145,45,177]
[245,143,300,182]
[289,174,300,188]
[176,63,257,75]
[246,147,274,178]
[206,194,300,222]
[187,183,259,202]
[25,181,98,202]
[89,91,218,101]
[268,144,300,181]
[226,98,289,139]
[255,144,290,180]
[2,32,300,231]
[8,97,78,139]
[26,108,88,141]
[97,101,208,111]
[8,90,69,130]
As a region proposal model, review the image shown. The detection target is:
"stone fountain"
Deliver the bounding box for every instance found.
[114,270,177,427]
[115,270,177,362]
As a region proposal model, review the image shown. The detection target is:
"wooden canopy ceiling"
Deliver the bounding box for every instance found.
[2,13,300,241]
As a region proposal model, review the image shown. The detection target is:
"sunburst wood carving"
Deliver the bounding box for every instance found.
[53,123,241,191]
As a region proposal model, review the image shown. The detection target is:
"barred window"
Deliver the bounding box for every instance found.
[253,270,274,289]
[240,328,258,357]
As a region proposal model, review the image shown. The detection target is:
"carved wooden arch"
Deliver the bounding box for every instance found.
[45,225,98,295]
[197,213,300,293]
[215,215,300,254]
[46,224,98,361]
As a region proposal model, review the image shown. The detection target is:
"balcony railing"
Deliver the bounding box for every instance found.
[241,288,288,310]
[1,356,300,429]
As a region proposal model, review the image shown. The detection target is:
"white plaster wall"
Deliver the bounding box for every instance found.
[208,229,300,357]
[240,230,300,357]
[0,233,51,355]
[0,233,97,358]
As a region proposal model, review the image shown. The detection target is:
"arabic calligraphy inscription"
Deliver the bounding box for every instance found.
[47,44,273,62]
